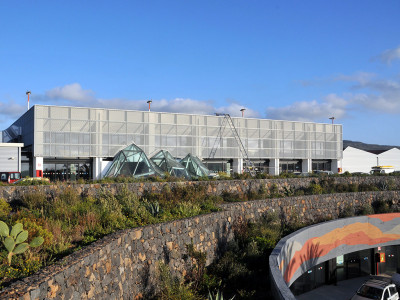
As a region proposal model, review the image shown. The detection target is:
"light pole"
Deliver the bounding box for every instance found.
[26,91,31,110]
[329,117,335,124]
[147,100,152,112]
[240,108,246,117]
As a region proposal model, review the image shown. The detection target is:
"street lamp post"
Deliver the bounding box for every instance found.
[329,117,335,124]
[147,100,152,112]
[26,91,31,110]
[240,108,246,117]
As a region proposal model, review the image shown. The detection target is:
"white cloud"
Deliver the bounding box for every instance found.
[0,100,27,123]
[351,93,400,114]
[377,45,400,64]
[34,83,260,118]
[154,98,215,115]
[334,72,400,114]
[335,72,376,85]
[216,102,260,118]
[266,94,348,122]
[46,83,95,103]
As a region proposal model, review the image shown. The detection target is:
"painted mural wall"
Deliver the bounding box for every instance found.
[274,213,400,288]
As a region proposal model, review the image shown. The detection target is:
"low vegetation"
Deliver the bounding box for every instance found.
[0,176,398,295]
[0,185,221,288]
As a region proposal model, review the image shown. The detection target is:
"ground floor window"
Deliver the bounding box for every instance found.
[312,160,332,171]
[280,160,301,173]
[204,160,232,174]
[43,159,92,181]
[244,160,269,174]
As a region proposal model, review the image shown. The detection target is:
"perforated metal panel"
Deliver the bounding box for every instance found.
[1,105,342,161]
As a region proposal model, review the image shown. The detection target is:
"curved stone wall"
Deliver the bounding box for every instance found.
[0,190,399,299]
[269,213,400,300]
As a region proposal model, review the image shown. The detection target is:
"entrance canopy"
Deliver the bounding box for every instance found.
[104,143,164,178]
[180,154,211,178]
[150,150,191,179]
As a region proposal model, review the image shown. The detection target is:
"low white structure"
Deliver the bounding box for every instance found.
[379,148,400,170]
[0,143,24,172]
[342,146,400,173]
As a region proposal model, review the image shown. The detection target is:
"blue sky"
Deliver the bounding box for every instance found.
[1,1,399,145]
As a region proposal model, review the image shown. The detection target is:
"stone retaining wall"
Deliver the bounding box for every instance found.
[1,190,400,299]
[1,176,399,202]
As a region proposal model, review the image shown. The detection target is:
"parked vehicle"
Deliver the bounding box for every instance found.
[371,166,395,175]
[351,279,399,300]
[0,172,21,184]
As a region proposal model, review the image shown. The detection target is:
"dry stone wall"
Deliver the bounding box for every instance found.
[1,176,400,203]
[1,190,400,299]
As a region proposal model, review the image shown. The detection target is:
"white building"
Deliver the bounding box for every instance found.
[342,146,400,173]
[2,105,343,180]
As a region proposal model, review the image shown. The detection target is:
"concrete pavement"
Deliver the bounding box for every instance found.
[296,276,369,300]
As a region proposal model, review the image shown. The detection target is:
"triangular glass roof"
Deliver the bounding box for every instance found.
[180,154,211,178]
[104,143,164,178]
[151,150,191,180]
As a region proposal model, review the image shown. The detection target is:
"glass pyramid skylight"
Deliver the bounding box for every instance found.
[151,150,191,179]
[180,154,211,178]
[104,143,164,178]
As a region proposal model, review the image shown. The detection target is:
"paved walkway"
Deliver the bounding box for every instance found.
[296,276,369,300]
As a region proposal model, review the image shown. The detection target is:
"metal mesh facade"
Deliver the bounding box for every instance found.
[5,105,343,160]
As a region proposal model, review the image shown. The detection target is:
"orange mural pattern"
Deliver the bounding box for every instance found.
[282,214,400,284]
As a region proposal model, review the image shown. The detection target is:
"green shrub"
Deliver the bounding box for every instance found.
[0,252,42,288]
[0,199,11,220]
[115,185,141,218]
[373,199,391,214]
[208,250,249,287]
[378,182,389,191]
[217,172,231,180]
[185,243,207,291]
[59,187,80,206]
[294,189,305,197]
[22,192,50,217]
[172,202,201,219]
[283,186,294,197]
[255,172,270,179]
[339,203,355,218]
[307,183,323,195]
[348,184,359,193]
[157,261,202,300]
[269,184,281,198]
[200,196,221,213]
[358,203,374,215]
[359,184,379,192]
[221,191,241,203]
[16,217,53,251]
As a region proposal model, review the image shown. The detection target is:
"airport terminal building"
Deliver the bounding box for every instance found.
[2,105,343,180]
